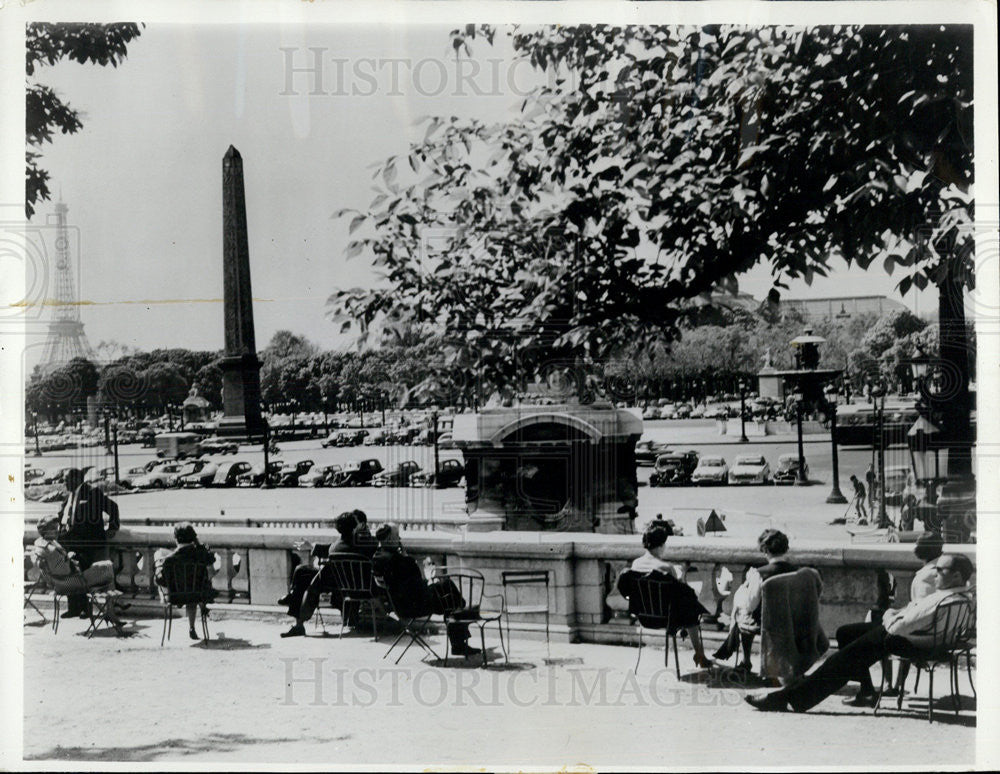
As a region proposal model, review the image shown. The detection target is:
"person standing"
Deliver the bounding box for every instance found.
[865,463,877,507]
[58,468,121,617]
[849,475,868,524]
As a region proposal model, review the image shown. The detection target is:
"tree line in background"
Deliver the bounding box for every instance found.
[25,306,969,420]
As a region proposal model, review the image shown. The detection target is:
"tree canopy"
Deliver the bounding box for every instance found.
[26,22,143,217]
[330,24,973,401]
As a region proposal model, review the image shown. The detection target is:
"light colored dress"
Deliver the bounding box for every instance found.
[631,551,685,581]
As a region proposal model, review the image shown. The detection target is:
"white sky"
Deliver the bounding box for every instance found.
[26,22,941,363]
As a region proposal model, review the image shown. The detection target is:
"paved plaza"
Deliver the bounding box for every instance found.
[21,611,976,767]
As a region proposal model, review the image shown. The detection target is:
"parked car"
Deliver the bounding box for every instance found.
[121,465,150,488]
[728,454,772,485]
[179,462,219,488]
[277,459,314,487]
[84,466,116,485]
[649,451,700,486]
[691,455,729,485]
[337,429,368,447]
[437,432,456,450]
[641,406,661,420]
[198,436,239,455]
[213,460,255,487]
[689,405,705,419]
[299,464,342,487]
[334,458,385,487]
[42,466,74,486]
[674,404,692,419]
[320,431,341,448]
[363,429,387,446]
[372,460,422,487]
[169,459,214,487]
[410,458,465,488]
[634,440,669,467]
[773,454,808,484]
[133,462,187,489]
[237,460,283,487]
[154,432,202,459]
[23,467,46,483]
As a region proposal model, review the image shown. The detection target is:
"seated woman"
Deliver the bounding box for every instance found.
[32,515,123,624]
[713,528,795,668]
[155,522,217,640]
[628,521,710,668]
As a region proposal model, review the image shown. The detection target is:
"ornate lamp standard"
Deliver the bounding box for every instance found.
[31,411,42,456]
[738,380,749,443]
[823,383,847,504]
[867,378,890,528]
[791,389,809,485]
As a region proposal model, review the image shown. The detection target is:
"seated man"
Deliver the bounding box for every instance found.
[32,515,123,626]
[714,528,796,670]
[351,510,377,559]
[745,553,974,713]
[280,511,362,637]
[372,524,479,657]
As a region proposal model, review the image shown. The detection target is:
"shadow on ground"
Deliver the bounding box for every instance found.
[26,732,351,762]
[194,637,271,651]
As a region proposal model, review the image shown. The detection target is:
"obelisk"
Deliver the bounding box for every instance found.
[217,145,266,439]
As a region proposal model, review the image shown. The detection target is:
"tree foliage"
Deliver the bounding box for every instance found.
[26,22,143,217]
[330,24,972,400]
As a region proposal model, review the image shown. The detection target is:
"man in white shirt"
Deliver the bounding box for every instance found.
[746,553,974,713]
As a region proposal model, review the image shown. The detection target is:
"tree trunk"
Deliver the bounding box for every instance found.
[937,266,973,479]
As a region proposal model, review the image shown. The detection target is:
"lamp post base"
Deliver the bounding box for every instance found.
[826,489,848,504]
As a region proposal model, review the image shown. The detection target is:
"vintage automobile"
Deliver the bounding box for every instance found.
[168,459,214,487]
[410,458,465,488]
[673,404,693,419]
[772,453,808,484]
[690,455,730,486]
[212,460,255,487]
[276,459,314,487]
[23,467,46,483]
[338,430,369,447]
[641,406,662,420]
[372,460,422,487]
[728,454,772,485]
[363,429,387,446]
[320,431,342,449]
[333,458,384,487]
[883,464,918,506]
[236,460,283,487]
[198,436,239,455]
[299,464,343,487]
[133,462,187,489]
[179,462,220,488]
[649,451,700,486]
[634,440,669,467]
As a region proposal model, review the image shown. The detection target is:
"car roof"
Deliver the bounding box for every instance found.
[700,456,725,464]
[735,455,766,463]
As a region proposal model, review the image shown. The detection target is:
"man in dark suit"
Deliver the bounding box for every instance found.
[372,524,478,656]
[58,468,121,617]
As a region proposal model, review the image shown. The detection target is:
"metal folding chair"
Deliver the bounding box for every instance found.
[374,575,439,664]
[325,553,381,641]
[430,569,506,668]
[501,570,550,660]
[23,552,47,624]
[156,561,214,646]
[876,594,975,723]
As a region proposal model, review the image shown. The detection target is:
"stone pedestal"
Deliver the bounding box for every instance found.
[453,402,642,534]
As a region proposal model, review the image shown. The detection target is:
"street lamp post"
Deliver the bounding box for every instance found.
[869,380,890,528]
[431,409,440,488]
[824,384,847,504]
[738,381,749,443]
[793,391,809,486]
[31,411,42,456]
[111,416,120,486]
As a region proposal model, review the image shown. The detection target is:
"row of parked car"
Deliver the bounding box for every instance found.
[320,427,455,448]
[635,442,808,486]
[640,396,787,422]
[31,455,469,492]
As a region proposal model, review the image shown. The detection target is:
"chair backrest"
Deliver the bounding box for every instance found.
[631,572,678,620]
[431,570,483,615]
[325,553,375,597]
[160,560,213,597]
[927,594,975,654]
[501,570,549,605]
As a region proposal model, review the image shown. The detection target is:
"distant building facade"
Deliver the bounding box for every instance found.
[779,295,907,322]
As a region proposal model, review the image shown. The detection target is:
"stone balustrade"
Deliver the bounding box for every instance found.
[24,526,975,645]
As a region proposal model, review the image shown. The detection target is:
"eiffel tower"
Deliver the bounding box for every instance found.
[40,201,96,366]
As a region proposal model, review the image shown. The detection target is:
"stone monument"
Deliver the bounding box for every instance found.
[453,398,642,534]
[216,145,266,439]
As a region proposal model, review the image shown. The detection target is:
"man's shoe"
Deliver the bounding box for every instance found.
[744,691,790,712]
[189,627,199,641]
[841,692,877,708]
[280,624,306,638]
[62,609,82,619]
[277,594,292,606]
[452,643,481,657]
